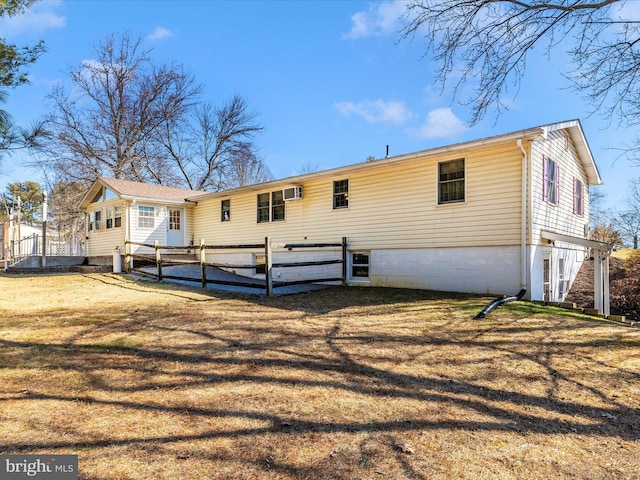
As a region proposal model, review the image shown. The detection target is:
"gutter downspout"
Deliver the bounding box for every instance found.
[517,139,528,293]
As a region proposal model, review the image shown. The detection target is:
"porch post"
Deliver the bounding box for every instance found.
[155,240,162,281]
[603,254,610,316]
[200,238,207,289]
[342,236,347,286]
[265,237,273,296]
[593,249,603,314]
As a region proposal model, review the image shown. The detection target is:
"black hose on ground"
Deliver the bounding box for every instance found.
[473,289,526,319]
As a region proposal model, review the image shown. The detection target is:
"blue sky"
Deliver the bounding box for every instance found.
[0,0,636,212]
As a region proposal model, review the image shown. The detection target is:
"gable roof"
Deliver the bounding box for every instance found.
[188,119,602,202]
[80,177,209,209]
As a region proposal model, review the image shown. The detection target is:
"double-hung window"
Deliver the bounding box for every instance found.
[333,179,349,209]
[114,206,122,228]
[438,159,465,204]
[573,178,584,216]
[106,207,113,229]
[221,199,231,222]
[94,210,102,231]
[257,191,285,223]
[138,206,155,229]
[543,156,560,206]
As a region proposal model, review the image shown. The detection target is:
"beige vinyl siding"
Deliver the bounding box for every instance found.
[86,198,127,257]
[184,207,196,246]
[530,130,590,244]
[194,142,524,250]
[129,204,166,253]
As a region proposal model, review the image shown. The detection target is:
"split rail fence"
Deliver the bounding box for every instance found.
[125,237,347,296]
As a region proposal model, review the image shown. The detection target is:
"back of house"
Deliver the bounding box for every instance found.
[189,120,603,301]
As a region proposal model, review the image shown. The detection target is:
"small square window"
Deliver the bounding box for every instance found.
[221,199,230,222]
[352,252,370,278]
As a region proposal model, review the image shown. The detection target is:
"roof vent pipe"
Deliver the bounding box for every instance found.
[386,145,389,158]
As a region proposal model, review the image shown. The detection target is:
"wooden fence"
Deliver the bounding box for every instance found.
[125,237,347,296]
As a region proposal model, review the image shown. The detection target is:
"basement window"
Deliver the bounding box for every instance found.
[352,252,370,278]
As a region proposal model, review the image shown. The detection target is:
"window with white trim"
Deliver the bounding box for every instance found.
[114,206,122,228]
[138,206,155,229]
[351,252,370,278]
[543,156,560,206]
[221,199,230,222]
[106,207,113,229]
[573,178,584,216]
[333,179,349,209]
[94,210,102,231]
[438,159,465,204]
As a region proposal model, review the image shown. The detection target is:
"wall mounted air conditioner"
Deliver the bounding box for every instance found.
[283,186,303,201]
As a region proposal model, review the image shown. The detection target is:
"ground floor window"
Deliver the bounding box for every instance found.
[352,252,370,278]
[255,254,266,275]
[138,206,155,229]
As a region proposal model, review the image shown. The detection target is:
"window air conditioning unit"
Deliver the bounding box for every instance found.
[283,186,303,201]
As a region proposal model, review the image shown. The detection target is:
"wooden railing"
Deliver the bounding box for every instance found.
[124,237,347,296]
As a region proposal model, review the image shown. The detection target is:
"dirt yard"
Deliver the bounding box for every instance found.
[0,273,639,479]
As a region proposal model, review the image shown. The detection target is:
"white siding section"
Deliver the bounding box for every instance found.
[530,130,590,244]
[367,246,521,295]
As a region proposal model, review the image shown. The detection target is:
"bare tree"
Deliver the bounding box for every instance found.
[42,33,201,184]
[223,143,273,189]
[400,0,640,130]
[42,33,265,192]
[617,178,640,248]
[155,96,264,191]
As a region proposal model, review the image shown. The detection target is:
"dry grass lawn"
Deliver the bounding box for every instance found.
[0,272,639,479]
